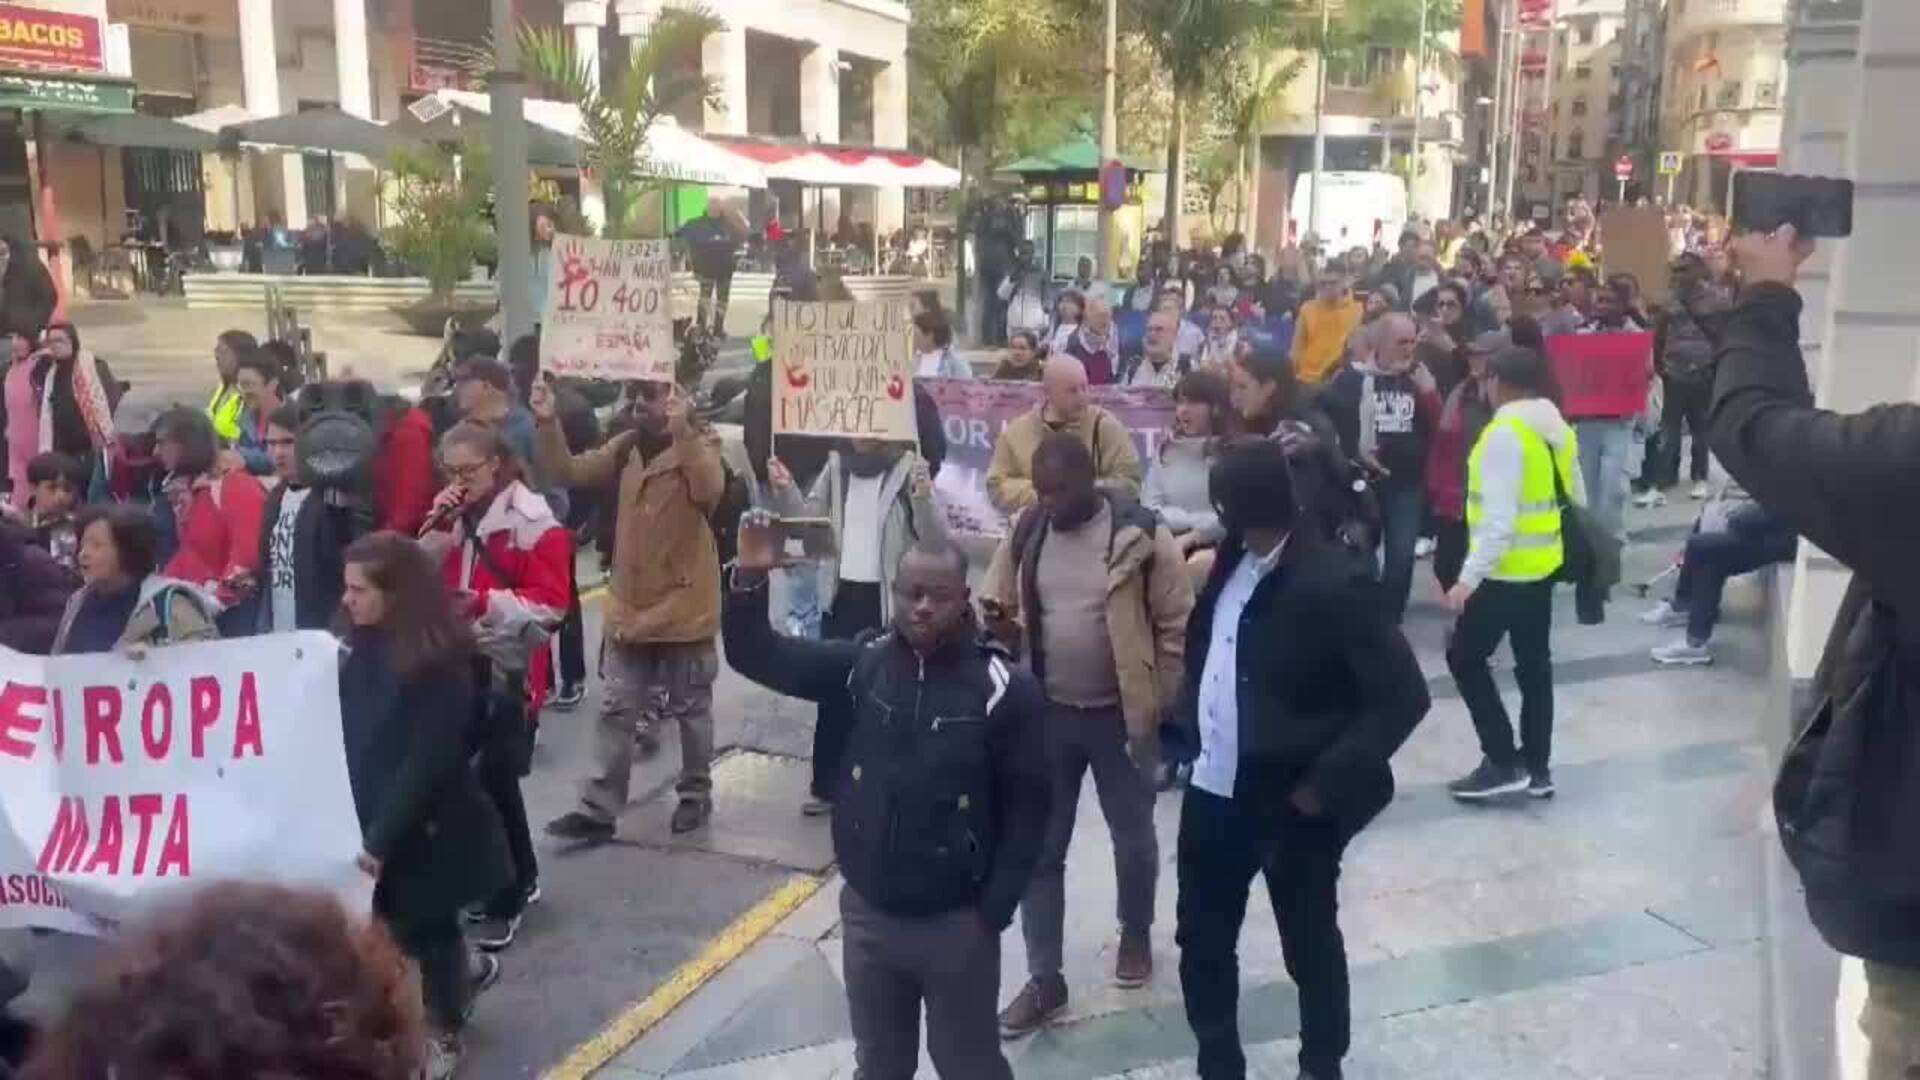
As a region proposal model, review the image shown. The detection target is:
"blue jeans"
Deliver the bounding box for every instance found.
[1376,485,1424,623]
[779,567,822,639]
[1573,419,1634,543]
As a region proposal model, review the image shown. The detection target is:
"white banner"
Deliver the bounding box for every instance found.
[540,235,677,383]
[0,632,368,935]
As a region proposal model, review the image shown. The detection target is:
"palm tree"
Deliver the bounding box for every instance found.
[1212,52,1307,233]
[519,7,725,238]
[1132,0,1298,246]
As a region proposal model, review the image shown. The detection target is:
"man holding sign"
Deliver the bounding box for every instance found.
[534,375,728,840]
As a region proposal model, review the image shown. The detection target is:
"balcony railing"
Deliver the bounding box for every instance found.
[408,35,489,94]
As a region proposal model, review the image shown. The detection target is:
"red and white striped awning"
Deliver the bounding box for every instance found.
[708,137,961,189]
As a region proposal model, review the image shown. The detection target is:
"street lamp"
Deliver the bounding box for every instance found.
[493,0,534,344]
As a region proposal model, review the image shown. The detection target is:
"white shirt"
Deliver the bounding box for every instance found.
[1192,538,1288,798]
[268,488,311,633]
[838,473,886,584]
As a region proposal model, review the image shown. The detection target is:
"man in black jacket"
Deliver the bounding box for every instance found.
[1166,438,1430,1080]
[722,514,1051,1079]
[1709,224,1920,1076]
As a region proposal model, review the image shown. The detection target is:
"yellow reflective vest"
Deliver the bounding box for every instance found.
[1465,412,1580,582]
[207,383,244,443]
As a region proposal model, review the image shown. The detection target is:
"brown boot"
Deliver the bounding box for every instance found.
[997,975,1068,1039]
[1114,929,1152,988]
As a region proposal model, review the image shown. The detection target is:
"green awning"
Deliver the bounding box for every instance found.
[0,71,133,115]
[998,133,1161,178]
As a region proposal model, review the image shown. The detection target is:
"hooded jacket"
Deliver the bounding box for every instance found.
[776,449,948,625]
[1458,397,1588,590]
[423,479,571,684]
[980,493,1195,743]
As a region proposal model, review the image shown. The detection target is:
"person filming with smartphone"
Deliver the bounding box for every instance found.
[1706,173,1920,1076]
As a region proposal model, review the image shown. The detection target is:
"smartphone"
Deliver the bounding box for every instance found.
[772,515,837,560]
[1730,171,1854,238]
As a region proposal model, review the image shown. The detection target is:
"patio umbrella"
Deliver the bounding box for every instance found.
[392,94,581,167]
[219,107,412,271]
[53,111,219,153]
[216,106,403,161]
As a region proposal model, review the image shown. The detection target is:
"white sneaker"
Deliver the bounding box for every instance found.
[1638,600,1688,628]
[1414,537,1437,559]
[1651,639,1714,666]
[1633,489,1667,508]
[1690,481,1712,500]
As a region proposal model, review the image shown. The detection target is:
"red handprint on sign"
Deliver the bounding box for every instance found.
[556,239,597,312]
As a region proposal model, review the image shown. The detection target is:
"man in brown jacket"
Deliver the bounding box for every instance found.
[980,432,1193,1036]
[533,379,727,837]
[986,355,1142,512]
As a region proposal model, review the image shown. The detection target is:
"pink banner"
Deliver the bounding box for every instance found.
[921,378,1176,542]
[1547,332,1655,420]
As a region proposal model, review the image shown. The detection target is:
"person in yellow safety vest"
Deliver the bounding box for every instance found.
[1442,344,1587,804]
[206,329,256,444]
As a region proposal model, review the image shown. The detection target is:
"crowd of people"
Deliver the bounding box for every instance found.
[6,197,1911,1080]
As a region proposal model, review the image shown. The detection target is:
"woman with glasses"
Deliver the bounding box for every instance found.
[419,421,571,955]
[1416,281,1476,398]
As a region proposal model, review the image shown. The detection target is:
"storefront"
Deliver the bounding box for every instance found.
[0,1,133,262]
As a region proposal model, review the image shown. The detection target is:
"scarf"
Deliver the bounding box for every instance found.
[38,349,115,454]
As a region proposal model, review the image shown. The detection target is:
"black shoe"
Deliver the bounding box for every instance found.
[471,913,520,953]
[670,798,711,834]
[549,684,585,711]
[1528,768,1555,799]
[545,811,615,843]
[1448,758,1528,801]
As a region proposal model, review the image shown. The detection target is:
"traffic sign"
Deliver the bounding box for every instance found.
[1658,151,1684,175]
[1614,155,1634,181]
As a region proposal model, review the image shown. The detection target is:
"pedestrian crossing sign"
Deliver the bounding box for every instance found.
[1658,151,1684,176]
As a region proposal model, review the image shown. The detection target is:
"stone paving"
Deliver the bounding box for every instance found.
[595,495,1779,1079]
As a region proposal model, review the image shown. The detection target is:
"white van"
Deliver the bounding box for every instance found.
[1289,171,1410,254]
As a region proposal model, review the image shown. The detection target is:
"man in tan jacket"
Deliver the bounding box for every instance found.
[533,379,727,837]
[986,355,1142,512]
[980,432,1193,1036]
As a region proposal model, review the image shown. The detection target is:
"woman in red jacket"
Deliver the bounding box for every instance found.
[151,407,265,627]
[419,420,571,954]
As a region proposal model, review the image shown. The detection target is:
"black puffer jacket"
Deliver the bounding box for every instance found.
[1710,282,1920,966]
[722,581,1050,930]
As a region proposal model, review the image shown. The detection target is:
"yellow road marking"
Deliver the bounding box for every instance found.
[542,873,825,1080]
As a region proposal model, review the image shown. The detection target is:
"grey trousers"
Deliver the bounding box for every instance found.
[1020,701,1159,979]
[840,886,1012,1080]
[581,640,718,822]
[1865,960,1920,1080]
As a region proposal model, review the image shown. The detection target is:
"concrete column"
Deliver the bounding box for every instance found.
[701,20,747,134]
[333,0,372,119]
[800,43,841,235]
[565,0,609,232]
[873,56,908,240]
[237,0,305,228]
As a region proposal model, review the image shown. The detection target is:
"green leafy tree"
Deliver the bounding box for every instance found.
[1208,51,1307,232]
[1130,0,1299,244]
[907,0,1094,182]
[383,140,497,300]
[519,7,725,237]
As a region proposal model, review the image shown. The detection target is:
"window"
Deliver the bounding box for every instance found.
[1326,49,1366,89]
[1572,98,1589,117]
[1716,80,1743,108]
[1367,46,1405,82]
[1575,63,1593,81]
[1577,21,1595,44]
[1756,80,1780,107]
[1568,131,1585,159]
